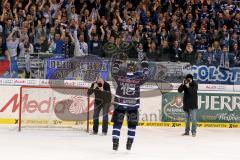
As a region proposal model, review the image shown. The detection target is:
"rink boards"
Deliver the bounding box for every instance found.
[1,78,240,128]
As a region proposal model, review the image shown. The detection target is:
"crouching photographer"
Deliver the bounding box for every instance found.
[87,75,112,135]
[178,74,198,137]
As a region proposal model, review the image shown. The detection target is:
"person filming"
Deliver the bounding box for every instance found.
[87,75,112,135]
[178,74,198,137]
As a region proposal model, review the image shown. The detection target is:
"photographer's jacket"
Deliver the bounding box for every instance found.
[87,82,112,105]
[178,81,198,112]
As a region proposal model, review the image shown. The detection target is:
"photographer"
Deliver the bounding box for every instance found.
[178,74,198,137]
[87,75,112,135]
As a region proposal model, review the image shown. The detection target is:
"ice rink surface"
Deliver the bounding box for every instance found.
[0,126,239,160]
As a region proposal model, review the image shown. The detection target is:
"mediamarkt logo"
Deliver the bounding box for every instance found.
[0,94,92,113]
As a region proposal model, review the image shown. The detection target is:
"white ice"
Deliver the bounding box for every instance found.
[0,126,239,160]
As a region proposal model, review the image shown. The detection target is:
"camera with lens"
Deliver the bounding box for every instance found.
[97,82,103,88]
[184,79,190,84]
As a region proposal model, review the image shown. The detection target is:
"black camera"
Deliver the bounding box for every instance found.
[97,83,103,87]
[184,79,190,84]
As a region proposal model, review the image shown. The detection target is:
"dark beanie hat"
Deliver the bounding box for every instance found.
[186,74,193,80]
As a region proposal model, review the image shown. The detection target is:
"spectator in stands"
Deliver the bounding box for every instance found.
[229,32,239,49]
[62,33,74,58]
[169,40,182,62]
[49,32,64,57]
[69,24,88,56]
[0,34,10,61]
[0,0,240,77]
[220,45,230,69]
[232,43,240,59]
[6,27,21,77]
[146,41,160,61]
[88,34,102,56]
[19,37,34,57]
[159,39,170,61]
[196,51,204,65]
[182,43,196,65]
[136,43,145,61]
[34,36,48,53]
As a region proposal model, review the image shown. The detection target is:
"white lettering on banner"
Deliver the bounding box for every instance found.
[198,95,240,111]
[198,96,210,110]
[221,96,231,111]
[232,97,240,110]
[217,113,240,121]
[211,96,220,110]
[192,65,240,83]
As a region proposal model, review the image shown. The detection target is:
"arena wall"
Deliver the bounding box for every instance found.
[1,78,240,128]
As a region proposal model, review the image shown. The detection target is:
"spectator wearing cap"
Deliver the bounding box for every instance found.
[178,73,198,137]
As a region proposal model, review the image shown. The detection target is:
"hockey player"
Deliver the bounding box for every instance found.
[111,53,149,151]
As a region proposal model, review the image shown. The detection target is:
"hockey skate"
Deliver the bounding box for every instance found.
[113,139,119,151]
[126,138,133,150]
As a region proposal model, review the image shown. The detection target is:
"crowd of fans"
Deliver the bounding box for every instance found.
[0,0,240,75]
